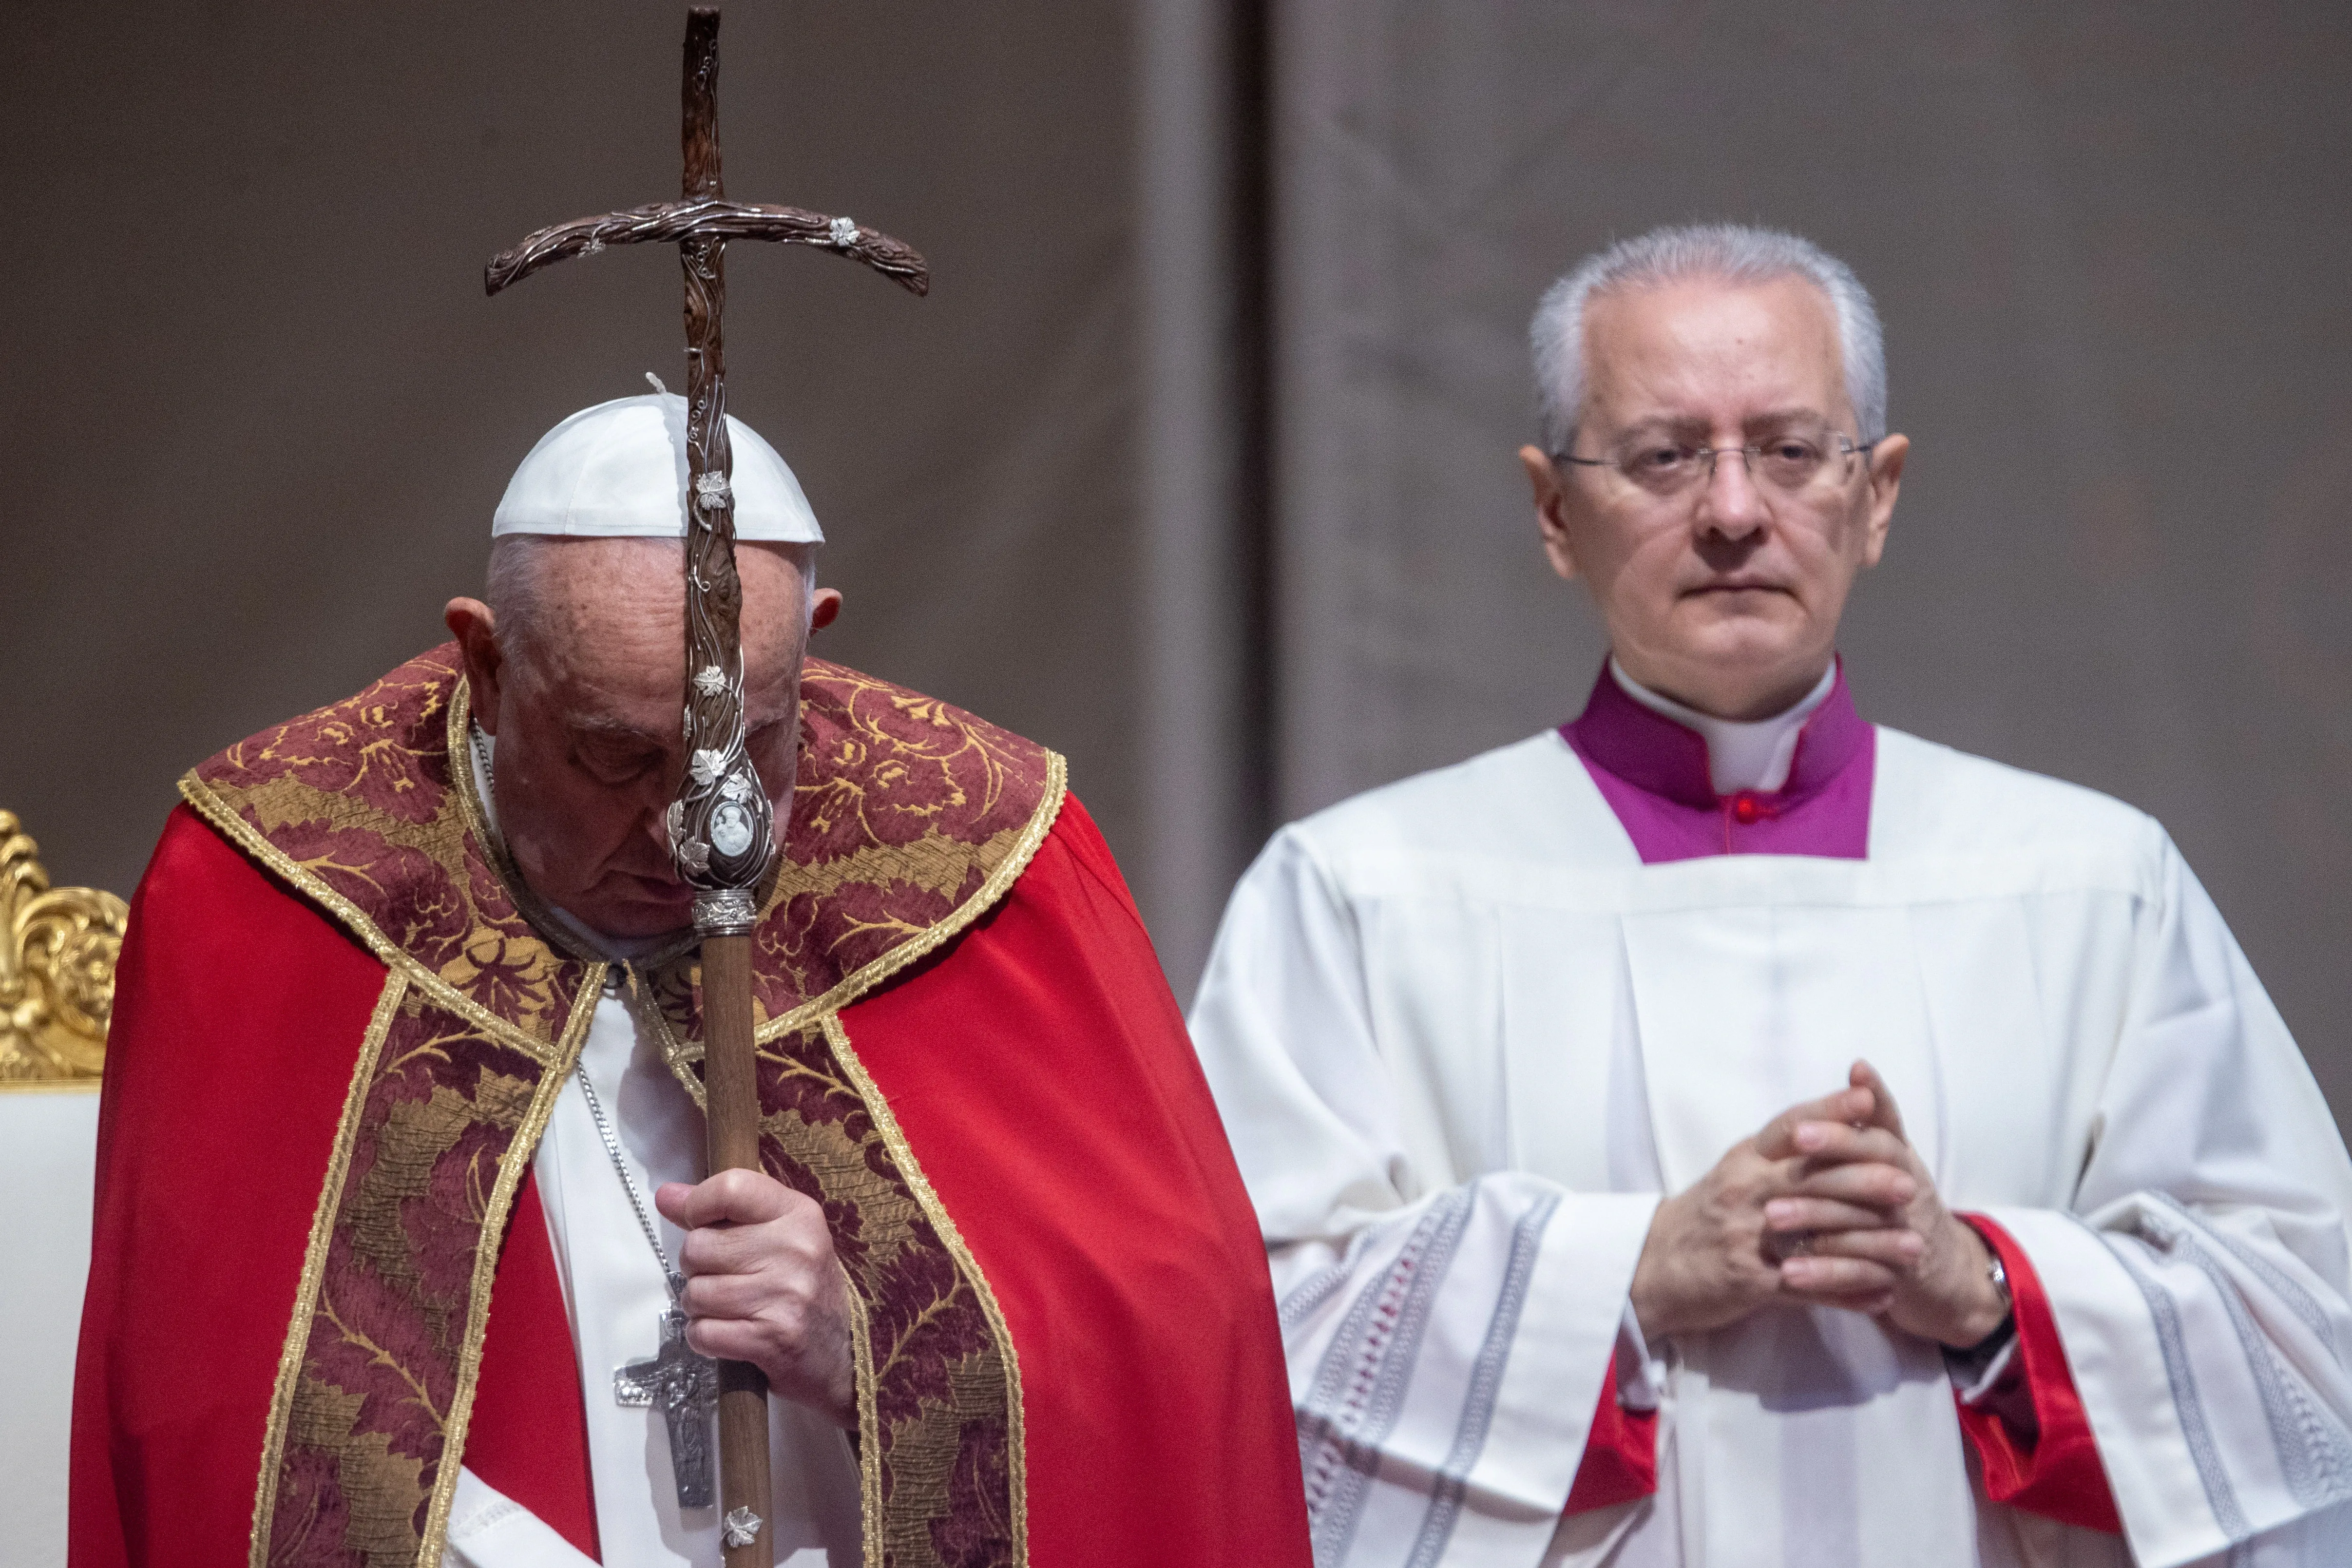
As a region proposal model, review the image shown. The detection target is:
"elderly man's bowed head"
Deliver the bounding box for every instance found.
[444,536,840,939]
[1190,224,2352,1568]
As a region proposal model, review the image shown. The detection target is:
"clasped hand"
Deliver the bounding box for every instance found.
[653,1169,857,1427]
[1628,1061,2008,1349]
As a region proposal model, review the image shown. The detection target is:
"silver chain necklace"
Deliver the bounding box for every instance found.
[574,1059,688,1300]
[577,1033,720,1511]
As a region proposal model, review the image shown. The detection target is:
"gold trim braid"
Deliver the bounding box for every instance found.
[417,966,605,1568]
[839,1266,883,1565]
[247,963,607,1568]
[822,1011,1028,1567]
[175,776,562,1068]
[247,969,410,1568]
[767,754,1066,1041]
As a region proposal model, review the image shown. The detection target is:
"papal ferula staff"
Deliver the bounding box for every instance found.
[68,12,1313,1568]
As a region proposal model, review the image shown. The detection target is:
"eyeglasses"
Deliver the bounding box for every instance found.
[1554,424,1875,500]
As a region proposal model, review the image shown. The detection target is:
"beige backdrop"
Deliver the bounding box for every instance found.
[4,3,2349,1117]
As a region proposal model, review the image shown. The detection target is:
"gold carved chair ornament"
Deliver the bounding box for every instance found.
[0,809,123,1564]
[0,808,123,1087]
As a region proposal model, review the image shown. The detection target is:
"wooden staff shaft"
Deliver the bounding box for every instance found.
[684,18,770,1563]
[700,930,770,1567]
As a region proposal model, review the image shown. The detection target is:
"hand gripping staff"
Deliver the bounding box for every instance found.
[485,11,928,1562]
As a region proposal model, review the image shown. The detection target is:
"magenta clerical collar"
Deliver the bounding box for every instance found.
[1559,659,1877,863]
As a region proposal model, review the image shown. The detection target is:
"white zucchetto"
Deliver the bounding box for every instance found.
[491,392,823,543]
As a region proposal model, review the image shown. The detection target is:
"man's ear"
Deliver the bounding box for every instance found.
[1859,433,1909,569]
[808,588,843,632]
[444,597,504,737]
[1519,445,1581,582]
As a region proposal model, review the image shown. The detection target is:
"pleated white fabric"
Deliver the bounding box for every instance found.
[1189,726,2352,1568]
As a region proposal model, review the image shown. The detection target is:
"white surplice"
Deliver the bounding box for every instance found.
[1188,724,2352,1568]
[445,741,860,1568]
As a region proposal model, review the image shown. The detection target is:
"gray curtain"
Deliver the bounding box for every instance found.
[1262,0,2352,1112]
[4,1,2348,1116]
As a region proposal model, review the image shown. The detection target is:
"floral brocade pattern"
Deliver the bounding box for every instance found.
[757,1023,1014,1568]
[263,979,557,1568]
[759,659,1057,1026]
[194,648,583,1043]
[183,646,1059,1568]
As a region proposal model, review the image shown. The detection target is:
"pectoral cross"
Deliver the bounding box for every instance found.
[614,1309,721,1510]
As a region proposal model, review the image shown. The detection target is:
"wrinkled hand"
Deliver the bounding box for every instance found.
[653,1169,857,1427]
[1778,1062,2009,1349]
[1631,1082,1921,1342]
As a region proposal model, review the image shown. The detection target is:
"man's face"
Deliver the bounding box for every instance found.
[1520,274,1908,719]
[450,539,815,939]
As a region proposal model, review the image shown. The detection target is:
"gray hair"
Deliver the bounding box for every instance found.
[1530,223,1886,454]
[486,534,816,669]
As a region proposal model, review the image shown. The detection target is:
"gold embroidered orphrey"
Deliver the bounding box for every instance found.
[177,645,1064,1568]
[0,809,124,1086]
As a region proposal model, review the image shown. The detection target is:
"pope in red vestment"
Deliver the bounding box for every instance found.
[70,639,1311,1567]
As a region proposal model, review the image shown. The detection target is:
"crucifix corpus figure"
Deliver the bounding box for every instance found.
[615,1308,721,1509]
[71,7,1319,1568]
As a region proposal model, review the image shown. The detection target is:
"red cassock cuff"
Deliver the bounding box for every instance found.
[1560,1217,2127,1535]
[1562,1349,1658,1514]
[1953,1214,2123,1536]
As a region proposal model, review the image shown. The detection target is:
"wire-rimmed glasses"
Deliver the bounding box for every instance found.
[1554,422,1876,500]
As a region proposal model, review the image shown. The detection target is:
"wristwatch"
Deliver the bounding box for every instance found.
[1957,1248,2017,1358]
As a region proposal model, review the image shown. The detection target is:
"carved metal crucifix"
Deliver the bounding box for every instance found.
[614,1308,722,1509]
[485,10,927,1562]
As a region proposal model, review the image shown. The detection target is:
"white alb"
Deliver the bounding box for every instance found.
[1189,724,2352,1568]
